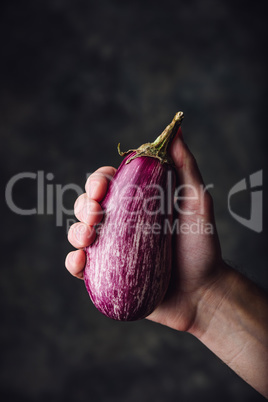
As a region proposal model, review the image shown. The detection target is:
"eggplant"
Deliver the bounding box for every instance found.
[84,112,184,321]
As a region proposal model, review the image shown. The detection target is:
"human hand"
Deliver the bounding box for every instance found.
[65,165,117,278]
[65,130,225,332]
[66,131,268,396]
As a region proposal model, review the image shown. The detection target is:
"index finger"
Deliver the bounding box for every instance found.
[85,166,117,202]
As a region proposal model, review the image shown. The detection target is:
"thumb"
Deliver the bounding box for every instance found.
[170,128,205,189]
[169,129,213,219]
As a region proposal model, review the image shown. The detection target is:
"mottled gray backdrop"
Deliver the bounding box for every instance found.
[1,0,267,401]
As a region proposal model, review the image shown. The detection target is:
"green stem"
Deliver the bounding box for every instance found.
[152,111,184,153]
[118,111,184,165]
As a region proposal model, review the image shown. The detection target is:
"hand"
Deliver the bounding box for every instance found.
[65,130,225,332]
[65,165,117,278]
[65,131,268,397]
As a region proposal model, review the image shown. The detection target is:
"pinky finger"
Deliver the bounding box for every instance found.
[65,250,86,279]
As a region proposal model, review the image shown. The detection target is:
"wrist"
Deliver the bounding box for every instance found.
[186,261,268,397]
[187,261,239,339]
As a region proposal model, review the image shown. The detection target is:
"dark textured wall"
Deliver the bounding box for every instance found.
[1,1,267,401]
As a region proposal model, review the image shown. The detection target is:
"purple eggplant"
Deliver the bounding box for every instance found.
[84,112,184,321]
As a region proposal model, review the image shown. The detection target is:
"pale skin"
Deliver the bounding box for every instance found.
[66,129,268,398]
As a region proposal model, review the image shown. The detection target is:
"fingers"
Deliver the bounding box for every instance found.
[68,222,96,249]
[66,166,117,280]
[85,166,117,202]
[74,193,103,226]
[74,166,117,230]
[65,250,86,279]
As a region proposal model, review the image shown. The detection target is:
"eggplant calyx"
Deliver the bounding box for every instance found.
[118,111,184,165]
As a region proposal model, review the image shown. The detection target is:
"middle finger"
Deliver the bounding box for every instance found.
[74,193,103,226]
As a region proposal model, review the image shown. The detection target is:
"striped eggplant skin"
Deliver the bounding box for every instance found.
[84,152,176,321]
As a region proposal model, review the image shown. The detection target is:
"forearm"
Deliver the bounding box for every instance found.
[189,263,268,397]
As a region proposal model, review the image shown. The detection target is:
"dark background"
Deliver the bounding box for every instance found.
[1,0,267,401]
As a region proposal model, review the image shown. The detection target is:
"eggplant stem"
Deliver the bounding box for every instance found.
[117,143,136,157]
[152,111,184,153]
[118,111,184,165]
